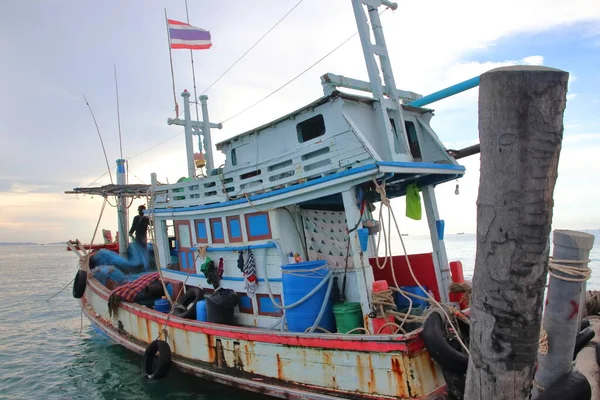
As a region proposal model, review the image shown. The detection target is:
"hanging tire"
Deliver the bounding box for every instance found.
[173,287,203,319]
[422,311,469,375]
[142,340,172,380]
[73,270,87,299]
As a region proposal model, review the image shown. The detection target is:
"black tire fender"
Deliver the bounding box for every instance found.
[537,369,591,400]
[73,270,87,299]
[422,311,469,375]
[173,287,203,319]
[142,340,172,380]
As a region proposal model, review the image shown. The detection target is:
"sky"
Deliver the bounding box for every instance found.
[0,0,599,243]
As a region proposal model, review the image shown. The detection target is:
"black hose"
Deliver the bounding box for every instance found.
[573,327,595,360]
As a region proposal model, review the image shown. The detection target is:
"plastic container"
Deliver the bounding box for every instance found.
[357,228,369,251]
[205,289,237,325]
[196,300,208,322]
[154,298,170,313]
[372,280,395,334]
[333,302,363,334]
[395,285,428,309]
[282,260,336,333]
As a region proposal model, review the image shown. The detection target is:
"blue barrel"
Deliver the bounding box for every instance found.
[196,300,207,322]
[395,285,428,309]
[154,298,170,313]
[282,260,336,333]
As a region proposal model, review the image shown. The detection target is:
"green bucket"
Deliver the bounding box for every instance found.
[333,302,363,334]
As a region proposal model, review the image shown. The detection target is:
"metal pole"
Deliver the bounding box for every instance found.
[116,159,128,258]
[181,90,196,178]
[532,230,595,398]
[164,9,179,117]
[114,64,123,159]
[199,95,214,172]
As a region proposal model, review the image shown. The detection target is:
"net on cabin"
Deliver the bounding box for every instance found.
[301,210,353,268]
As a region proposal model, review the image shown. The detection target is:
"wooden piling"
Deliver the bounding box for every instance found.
[532,230,595,397]
[464,66,569,400]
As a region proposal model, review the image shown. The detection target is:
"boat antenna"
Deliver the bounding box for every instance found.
[114,63,124,160]
[83,94,114,185]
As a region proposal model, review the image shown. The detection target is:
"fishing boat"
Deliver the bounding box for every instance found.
[66,1,479,398]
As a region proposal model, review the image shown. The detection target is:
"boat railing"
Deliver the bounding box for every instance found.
[153,128,372,209]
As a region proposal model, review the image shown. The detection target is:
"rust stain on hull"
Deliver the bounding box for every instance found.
[356,355,366,391]
[367,355,376,393]
[391,356,409,398]
[276,354,283,380]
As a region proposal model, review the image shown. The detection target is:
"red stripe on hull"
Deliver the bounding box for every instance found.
[88,278,423,354]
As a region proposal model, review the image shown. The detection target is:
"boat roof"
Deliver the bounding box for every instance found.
[215,91,366,150]
[215,90,431,150]
[65,183,151,197]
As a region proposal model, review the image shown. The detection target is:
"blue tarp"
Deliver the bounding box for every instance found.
[90,242,154,273]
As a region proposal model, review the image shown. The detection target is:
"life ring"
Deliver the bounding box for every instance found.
[422,311,469,375]
[142,340,172,379]
[172,287,203,319]
[72,270,87,299]
[536,369,591,400]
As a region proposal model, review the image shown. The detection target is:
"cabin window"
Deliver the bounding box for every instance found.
[297,114,325,143]
[176,223,192,248]
[231,148,237,166]
[245,212,272,240]
[227,216,243,243]
[404,121,422,160]
[237,293,254,314]
[195,219,208,243]
[210,217,225,244]
[256,294,283,316]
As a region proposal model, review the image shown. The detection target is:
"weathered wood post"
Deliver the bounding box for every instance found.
[464,66,569,400]
[531,230,595,397]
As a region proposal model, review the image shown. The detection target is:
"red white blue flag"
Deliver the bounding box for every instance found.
[168,19,212,50]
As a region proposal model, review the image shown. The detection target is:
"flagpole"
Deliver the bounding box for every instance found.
[164,8,179,117]
[184,0,201,134]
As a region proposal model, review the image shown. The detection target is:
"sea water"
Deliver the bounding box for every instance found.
[1,232,599,399]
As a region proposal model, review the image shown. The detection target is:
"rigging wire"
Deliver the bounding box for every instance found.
[220,7,391,124]
[200,0,305,96]
[83,95,114,185]
[220,33,357,124]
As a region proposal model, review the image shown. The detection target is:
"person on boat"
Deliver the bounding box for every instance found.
[129,205,150,248]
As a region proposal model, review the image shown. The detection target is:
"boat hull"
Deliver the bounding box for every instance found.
[82,276,447,399]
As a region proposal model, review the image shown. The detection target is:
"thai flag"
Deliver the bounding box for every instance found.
[168,19,212,50]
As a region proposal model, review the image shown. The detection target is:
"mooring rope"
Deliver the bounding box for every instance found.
[548,258,592,282]
[371,179,471,354]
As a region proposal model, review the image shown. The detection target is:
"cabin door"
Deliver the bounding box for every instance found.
[174,220,196,274]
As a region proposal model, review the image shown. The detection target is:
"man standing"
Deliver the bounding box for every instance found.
[129,205,150,248]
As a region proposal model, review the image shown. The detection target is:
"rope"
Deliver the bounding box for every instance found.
[538,328,549,355]
[449,281,472,308]
[548,258,592,282]
[586,290,600,315]
[371,178,471,355]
